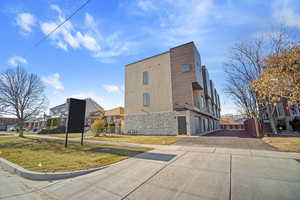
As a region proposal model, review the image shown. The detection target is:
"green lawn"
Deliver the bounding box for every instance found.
[39,133,184,145]
[0,132,13,136]
[89,134,184,145]
[40,132,94,138]
[0,136,151,172]
[0,131,38,136]
[263,137,300,152]
[296,159,300,163]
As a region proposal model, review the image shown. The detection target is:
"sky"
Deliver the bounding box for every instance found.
[0,0,300,115]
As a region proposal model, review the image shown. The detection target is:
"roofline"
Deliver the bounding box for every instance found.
[125,41,195,67]
[126,51,169,66]
[126,41,196,67]
[104,106,124,111]
[170,41,195,50]
[50,103,66,110]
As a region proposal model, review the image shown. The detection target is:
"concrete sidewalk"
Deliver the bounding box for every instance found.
[1,145,300,200]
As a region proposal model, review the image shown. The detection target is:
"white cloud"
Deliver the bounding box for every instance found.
[16,12,36,34]
[137,0,156,11]
[68,91,123,110]
[7,56,28,67]
[40,5,94,51]
[102,84,121,93]
[39,5,132,62]
[273,0,300,28]
[76,32,100,51]
[83,14,136,60]
[42,73,64,90]
[133,0,217,46]
[69,92,104,104]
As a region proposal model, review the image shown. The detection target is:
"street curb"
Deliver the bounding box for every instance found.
[0,157,106,181]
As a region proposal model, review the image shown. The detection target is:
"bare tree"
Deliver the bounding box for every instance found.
[0,66,48,136]
[224,28,293,134]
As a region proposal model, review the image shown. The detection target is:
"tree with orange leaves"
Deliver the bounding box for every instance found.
[252,43,300,134]
[252,44,300,106]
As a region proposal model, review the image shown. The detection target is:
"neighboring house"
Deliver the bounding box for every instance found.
[220,114,246,130]
[26,98,105,131]
[104,107,124,123]
[261,100,300,132]
[0,117,19,131]
[24,116,48,131]
[125,42,221,136]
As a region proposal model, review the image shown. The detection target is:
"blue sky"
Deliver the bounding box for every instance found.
[0,0,300,114]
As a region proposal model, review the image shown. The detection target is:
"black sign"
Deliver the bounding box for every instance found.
[66,98,86,133]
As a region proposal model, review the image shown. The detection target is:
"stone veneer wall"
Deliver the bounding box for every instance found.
[125,112,178,135]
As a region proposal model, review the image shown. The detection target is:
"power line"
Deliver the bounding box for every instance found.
[34,0,91,48]
[22,0,91,58]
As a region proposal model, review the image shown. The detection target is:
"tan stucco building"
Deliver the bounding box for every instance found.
[125,42,221,135]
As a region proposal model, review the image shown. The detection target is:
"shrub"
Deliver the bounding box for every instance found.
[120,120,125,134]
[92,119,104,136]
[38,126,66,134]
[109,121,115,133]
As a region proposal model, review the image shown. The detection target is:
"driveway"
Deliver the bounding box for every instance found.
[175,130,277,151]
[1,144,300,200]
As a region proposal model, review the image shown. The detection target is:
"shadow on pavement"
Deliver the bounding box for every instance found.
[135,152,177,162]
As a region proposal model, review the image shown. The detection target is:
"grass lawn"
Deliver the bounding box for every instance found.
[296,159,300,163]
[0,136,151,172]
[90,134,184,145]
[263,137,300,152]
[42,132,94,138]
[0,131,37,136]
[0,132,14,136]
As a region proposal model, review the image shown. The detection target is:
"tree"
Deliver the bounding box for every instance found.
[252,44,300,106]
[0,66,48,137]
[91,119,104,136]
[224,28,293,135]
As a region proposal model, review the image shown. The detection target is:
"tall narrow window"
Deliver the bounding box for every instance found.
[143,71,148,85]
[276,102,285,117]
[143,93,150,107]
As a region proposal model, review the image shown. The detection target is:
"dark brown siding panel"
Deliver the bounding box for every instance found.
[170,42,196,109]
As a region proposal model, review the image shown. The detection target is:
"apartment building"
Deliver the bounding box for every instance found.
[125,42,221,136]
[261,100,300,132]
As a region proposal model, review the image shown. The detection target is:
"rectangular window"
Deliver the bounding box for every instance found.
[290,104,300,116]
[276,102,285,117]
[182,64,191,72]
[143,93,150,107]
[143,71,148,85]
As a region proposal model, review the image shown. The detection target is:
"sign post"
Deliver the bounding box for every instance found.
[65,98,86,148]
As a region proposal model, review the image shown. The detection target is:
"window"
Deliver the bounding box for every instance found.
[143,93,150,107]
[290,104,300,116]
[182,64,190,72]
[143,71,148,85]
[276,102,285,117]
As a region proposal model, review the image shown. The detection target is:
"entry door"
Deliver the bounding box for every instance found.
[178,116,187,135]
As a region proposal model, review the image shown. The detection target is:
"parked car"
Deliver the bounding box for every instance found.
[7,127,16,132]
